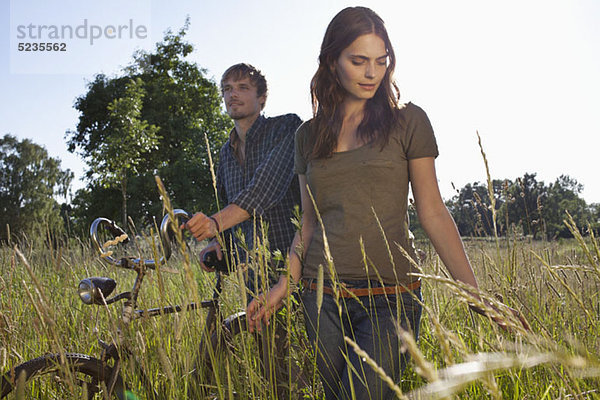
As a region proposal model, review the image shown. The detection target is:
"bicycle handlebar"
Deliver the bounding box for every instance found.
[90,209,190,269]
[159,209,190,262]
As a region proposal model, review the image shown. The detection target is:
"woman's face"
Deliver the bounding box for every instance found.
[335,33,388,103]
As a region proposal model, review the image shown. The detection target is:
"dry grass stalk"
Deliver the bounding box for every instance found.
[14,247,64,338]
[408,351,600,399]
[344,336,407,400]
[588,227,600,265]
[102,233,129,249]
[154,175,198,304]
[533,251,595,325]
[1,347,6,370]
[395,242,424,275]
[476,131,500,252]
[398,327,438,382]
[157,345,175,387]
[14,247,50,309]
[407,352,553,399]
[426,308,460,366]
[316,264,324,314]
[203,132,220,209]
[306,185,338,295]
[13,247,83,394]
[21,280,47,331]
[100,250,114,258]
[550,264,595,273]
[410,271,530,335]
[564,211,600,278]
[371,207,397,273]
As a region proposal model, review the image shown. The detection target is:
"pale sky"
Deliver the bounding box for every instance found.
[2,0,599,204]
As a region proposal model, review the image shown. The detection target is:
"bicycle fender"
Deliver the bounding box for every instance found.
[222,311,247,335]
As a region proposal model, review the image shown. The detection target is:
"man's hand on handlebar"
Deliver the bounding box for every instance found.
[181,212,218,242]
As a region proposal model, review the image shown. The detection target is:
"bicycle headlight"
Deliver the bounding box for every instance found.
[78,279,95,304]
[78,277,116,305]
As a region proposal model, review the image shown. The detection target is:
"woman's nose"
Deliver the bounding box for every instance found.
[365,63,375,78]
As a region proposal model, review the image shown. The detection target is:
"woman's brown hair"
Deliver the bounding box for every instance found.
[309,6,401,159]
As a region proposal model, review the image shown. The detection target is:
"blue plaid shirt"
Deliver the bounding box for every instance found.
[216,113,302,265]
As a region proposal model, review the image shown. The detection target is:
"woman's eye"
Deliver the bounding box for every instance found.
[351,60,364,66]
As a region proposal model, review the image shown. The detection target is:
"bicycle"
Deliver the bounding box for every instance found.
[0,209,298,399]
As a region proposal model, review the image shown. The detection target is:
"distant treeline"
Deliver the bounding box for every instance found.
[409,173,598,240]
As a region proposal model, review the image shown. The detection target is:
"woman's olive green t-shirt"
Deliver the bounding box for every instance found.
[294,103,438,284]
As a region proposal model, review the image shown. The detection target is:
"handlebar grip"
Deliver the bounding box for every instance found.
[202,250,230,273]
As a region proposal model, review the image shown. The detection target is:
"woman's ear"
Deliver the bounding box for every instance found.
[331,61,342,86]
[329,57,337,74]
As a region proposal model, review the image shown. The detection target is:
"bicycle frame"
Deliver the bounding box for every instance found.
[86,209,232,398]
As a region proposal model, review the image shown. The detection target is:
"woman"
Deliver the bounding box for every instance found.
[247,6,520,399]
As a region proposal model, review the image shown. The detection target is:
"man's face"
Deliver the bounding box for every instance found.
[222,76,265,121]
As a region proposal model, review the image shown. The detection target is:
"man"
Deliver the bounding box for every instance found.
[184,63,302,294]
[184,63,302,397]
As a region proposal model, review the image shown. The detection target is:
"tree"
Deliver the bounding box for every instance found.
[0,134,72,241]
[86,78,160,227]
[504,173,547,239]
[588,203,600,234]
[543,175,590,238]
[66,20,232,229]
[446,180,507,237]
[446,173,594,240]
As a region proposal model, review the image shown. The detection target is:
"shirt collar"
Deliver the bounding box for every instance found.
[245,114,265,142]
[229,114,265,146]
[228,114,265,165]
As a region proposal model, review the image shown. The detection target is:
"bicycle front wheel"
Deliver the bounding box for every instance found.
[0,353,125,399]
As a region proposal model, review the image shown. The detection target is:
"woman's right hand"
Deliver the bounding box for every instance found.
[246,278,289,333]
[470,302,531,332]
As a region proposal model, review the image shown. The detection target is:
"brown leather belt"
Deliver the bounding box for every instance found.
[304,279,420,298]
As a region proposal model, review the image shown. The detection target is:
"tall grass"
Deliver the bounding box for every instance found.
[2,215,599,398]
[2,207,600,398]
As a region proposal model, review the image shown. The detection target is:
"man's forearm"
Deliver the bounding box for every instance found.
[184,204,250,242]
[211,204,251,233]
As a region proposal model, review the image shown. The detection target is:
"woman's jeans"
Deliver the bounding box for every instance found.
[301,280,422,400]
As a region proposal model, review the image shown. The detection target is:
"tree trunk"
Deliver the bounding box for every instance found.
[121,177,127,229]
